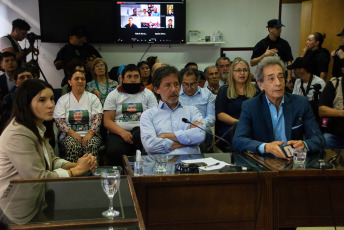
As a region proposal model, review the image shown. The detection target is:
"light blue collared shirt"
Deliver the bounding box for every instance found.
[179,86,215,128]
[258,96,287,153]
[140,100,205,155]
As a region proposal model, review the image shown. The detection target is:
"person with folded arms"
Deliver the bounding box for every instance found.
[140,66,205,158]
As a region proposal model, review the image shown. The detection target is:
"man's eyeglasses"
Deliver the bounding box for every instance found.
[182,82,197,88]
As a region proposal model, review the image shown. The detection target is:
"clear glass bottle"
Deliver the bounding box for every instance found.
[217,30,223,42]
[134,150,144,176]
[211,33,217,42]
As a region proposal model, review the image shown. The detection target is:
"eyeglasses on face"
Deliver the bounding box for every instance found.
[73,77,86,81]
[233,69,248,73]
[182,82,197,88]
[95,64,105,68]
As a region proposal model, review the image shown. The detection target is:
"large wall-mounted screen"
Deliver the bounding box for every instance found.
[38,0,185,44]
[114,0,186,44]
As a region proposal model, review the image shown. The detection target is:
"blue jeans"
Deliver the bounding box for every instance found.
[324,132,344,149]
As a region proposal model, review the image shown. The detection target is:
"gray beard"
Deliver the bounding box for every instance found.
[222,73,229,80]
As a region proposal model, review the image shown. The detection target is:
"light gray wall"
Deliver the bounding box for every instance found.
[1,0,284,88]
[281,3,302,60]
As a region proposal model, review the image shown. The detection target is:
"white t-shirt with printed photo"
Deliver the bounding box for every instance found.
[54,91,103,138]
[103,88,157,131]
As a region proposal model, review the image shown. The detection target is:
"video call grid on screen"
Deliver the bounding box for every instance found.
[115,0,185,44]
[119,2,175,29]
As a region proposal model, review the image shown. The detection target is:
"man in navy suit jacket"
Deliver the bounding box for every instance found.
[233,56,324,159]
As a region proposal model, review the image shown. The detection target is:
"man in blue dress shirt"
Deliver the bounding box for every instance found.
[233,56,324,159]
[140,66,205,156]
[178,68,215,152]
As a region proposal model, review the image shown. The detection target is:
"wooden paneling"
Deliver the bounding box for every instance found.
[277,171,344,228]
[282,0,303,3]
[300,0,344,80]
[129,170,276,230]
[299,1,312,56]
[311,0,344,80]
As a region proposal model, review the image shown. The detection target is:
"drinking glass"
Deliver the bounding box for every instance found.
[101,169,120,218]
[293,148,307,165]
[155,154,168,173]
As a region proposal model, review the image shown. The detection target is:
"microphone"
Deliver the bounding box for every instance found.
[219,165,254,173]
[297,117,332,169]
[182,118,231,146]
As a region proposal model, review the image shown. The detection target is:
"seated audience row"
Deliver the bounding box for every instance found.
[0,18,343,194]
[1,26,343,167]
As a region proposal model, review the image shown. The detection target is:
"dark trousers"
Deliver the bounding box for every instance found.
[106,133,137,167]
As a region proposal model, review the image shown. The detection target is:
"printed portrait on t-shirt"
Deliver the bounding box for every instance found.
[120,103,143,122]
[69,110,89,131]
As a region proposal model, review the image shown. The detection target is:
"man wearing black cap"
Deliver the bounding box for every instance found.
[331,28,344,77]
[54,26,102,86]
[250,19,293,79]
[287,57,325,101]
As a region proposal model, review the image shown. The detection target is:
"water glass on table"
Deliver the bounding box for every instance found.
[293,148,307,167]
[155,154,168,173]
[100,169,121,218]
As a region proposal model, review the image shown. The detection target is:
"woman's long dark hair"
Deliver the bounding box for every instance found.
[10,79,55,144]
